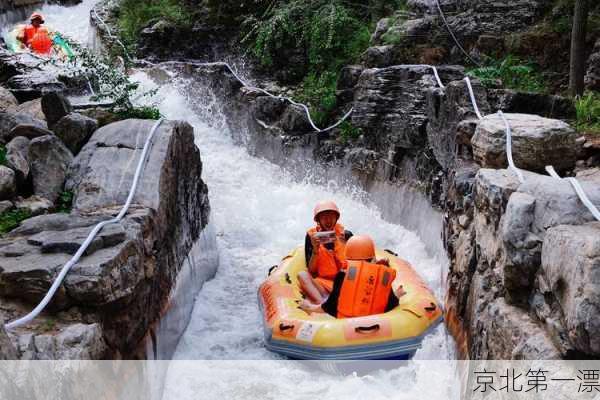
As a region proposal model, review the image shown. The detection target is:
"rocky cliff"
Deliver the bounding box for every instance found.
[168,57,599,359]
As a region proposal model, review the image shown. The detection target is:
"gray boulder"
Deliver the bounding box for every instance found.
[28,135,74,203]
[41,92,73,130]
[7,98,45,121]
[5,136,30,183]
[0,324,16,360]
[0,112,47,144]
[0,166,16,200]
[7,124,54,142]
[541,222,600,355]
[0,87,18,112]
[471,113,579,172]
[53,113,98,155]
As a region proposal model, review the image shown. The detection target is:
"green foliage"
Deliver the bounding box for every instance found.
[575,92,600,135]
[467,55,547,93]
[118,0,192,50]
[0,209,31,235]
[245,0,371,73]
[338,121,362,143]
[57,39,159,118]
[0,146,6,166]
[57,191,74,214]
[296,71,338,126]
[116,106,162,120]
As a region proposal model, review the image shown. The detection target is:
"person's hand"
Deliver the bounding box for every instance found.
[375,258,390,266]
[298,299,318,314]
[396,285,407,298]
[309,233,321,252]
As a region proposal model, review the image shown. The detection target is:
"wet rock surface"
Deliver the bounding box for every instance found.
[0,118,211,359]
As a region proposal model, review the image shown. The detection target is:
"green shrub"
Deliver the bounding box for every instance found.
[338,121,362,143]
[0,146,6,166]
[118,0,192,50]
[296,71,339,126]
[57,191,74,214]
[0,209,31,235]
[245,0,370,73]
[575,92,600,135]
[116,106,162,120]
[467,55,547,93]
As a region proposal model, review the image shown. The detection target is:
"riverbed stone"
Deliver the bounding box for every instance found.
[0,112,47,144]
[7,98,45,121]
[541,222,600,356]
[41,91,73,130]
[0,166,16,200]
[53,113,98,155]
[28,135,74,203]
[0,87,18,112]
[471,113,579,172]
[5,136,30,183]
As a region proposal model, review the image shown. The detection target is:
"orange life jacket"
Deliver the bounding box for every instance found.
[23,25,40,45]
[30,27,53,55]
[337,261,397,319]
[307,223,347,280]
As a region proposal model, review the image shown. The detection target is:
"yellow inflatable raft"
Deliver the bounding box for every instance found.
[258,247,443,360]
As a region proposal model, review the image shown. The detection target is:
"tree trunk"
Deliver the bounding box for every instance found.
[569,0,590,97]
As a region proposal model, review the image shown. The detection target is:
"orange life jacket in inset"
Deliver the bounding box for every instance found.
[337,261,397,319]
[307,223,347,280]
[30,27,53,55]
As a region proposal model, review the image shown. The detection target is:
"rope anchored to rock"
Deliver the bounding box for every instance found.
[4,118,165,330]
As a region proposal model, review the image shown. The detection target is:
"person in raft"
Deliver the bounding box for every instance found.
[16,13,53,55]
[298,200,353,303]
[299,235,407,318]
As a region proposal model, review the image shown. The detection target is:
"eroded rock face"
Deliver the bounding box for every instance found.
[471,113,579,172]
[585,38,600,91]
[541,222,600,356]
[447,166,600,359]
[28,135,74,204]
[0,324,16,360]
[352,65,464,150]
[0,118,211,359]
[427,79,490,170]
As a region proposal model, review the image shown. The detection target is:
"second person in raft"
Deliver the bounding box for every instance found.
[300,200,353,302]
[299,235,407,318]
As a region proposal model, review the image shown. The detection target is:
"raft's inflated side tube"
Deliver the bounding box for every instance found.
[258,247,443,360]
